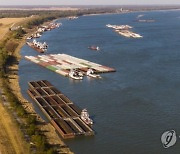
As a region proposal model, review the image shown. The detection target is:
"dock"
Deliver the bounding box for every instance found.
[25,53,116,78]
[27,80,94,139]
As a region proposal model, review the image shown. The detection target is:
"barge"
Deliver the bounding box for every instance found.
[27,80,94,139]
[25,53,115,80]
[106,24,143,38]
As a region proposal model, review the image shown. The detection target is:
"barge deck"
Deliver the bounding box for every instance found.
[25,53,115,79]
[27,80,94,139]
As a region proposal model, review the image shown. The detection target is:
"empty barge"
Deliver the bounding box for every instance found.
[27,80,94,139]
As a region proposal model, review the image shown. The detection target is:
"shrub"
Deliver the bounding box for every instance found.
[13,27,26,39]
[5,40,18,53]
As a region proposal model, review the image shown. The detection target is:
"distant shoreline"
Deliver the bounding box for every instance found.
[1,5,180,11]
[82,7,180,17]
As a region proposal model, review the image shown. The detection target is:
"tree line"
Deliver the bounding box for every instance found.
[0,8,117,18]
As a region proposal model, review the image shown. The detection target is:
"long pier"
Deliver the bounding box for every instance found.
[27,80,94,139]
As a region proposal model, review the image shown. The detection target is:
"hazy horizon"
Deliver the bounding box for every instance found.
[0,0,180,6]
[1,4,180,6]
[0,4,180,8]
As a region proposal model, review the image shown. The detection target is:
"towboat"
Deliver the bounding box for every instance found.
[26,39,48,53]
[88,46,100,51]
[68,69,83,80]
[86,69,101,78]
[81,109,93,125]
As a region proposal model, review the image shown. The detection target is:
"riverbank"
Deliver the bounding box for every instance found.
[7,19,74,153]
[0,17,73,153]
[0,96,29,154]
[0,17,30,154]
[8,39,73,153]
[6,8,180,154]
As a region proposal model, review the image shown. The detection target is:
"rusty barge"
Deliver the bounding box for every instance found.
[27,80,94,139]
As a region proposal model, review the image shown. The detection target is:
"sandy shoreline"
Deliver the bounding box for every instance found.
[7,24,73,153]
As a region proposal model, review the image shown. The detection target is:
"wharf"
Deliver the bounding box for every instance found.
[27,80,94,139]
[25,53,116,78]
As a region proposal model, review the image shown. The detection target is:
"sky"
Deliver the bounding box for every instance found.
[0,0,180,5]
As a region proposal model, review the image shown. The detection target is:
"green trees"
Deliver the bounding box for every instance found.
[32,135,46,151]
[25,16,56,29]
[0,49,7,72]
[0,37,19,75]
[5,40,19,53]
[12,27,26,39]
[27,124,36,136]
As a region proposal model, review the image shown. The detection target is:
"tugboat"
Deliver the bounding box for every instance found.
[88,46,100,51]
[26,39,48,53]
[27,36,33,40]
[81,109,93,125]
[86,69,101,78]
[42,42,48,50]
[68,69,83,80]
[33,39,48,51]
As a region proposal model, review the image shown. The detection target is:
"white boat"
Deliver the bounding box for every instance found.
[137,14,144,19]
[106,24,115,28]
[81,109,93,125]
[42,42,48,49]
[27,36,33,40]
[68,16,78,20]
[130,33,143,38]
[37,27,46,32]
[69,69,83,80]
[86,69,101,78]
[106,24,132,30]
[33,33,41,38]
